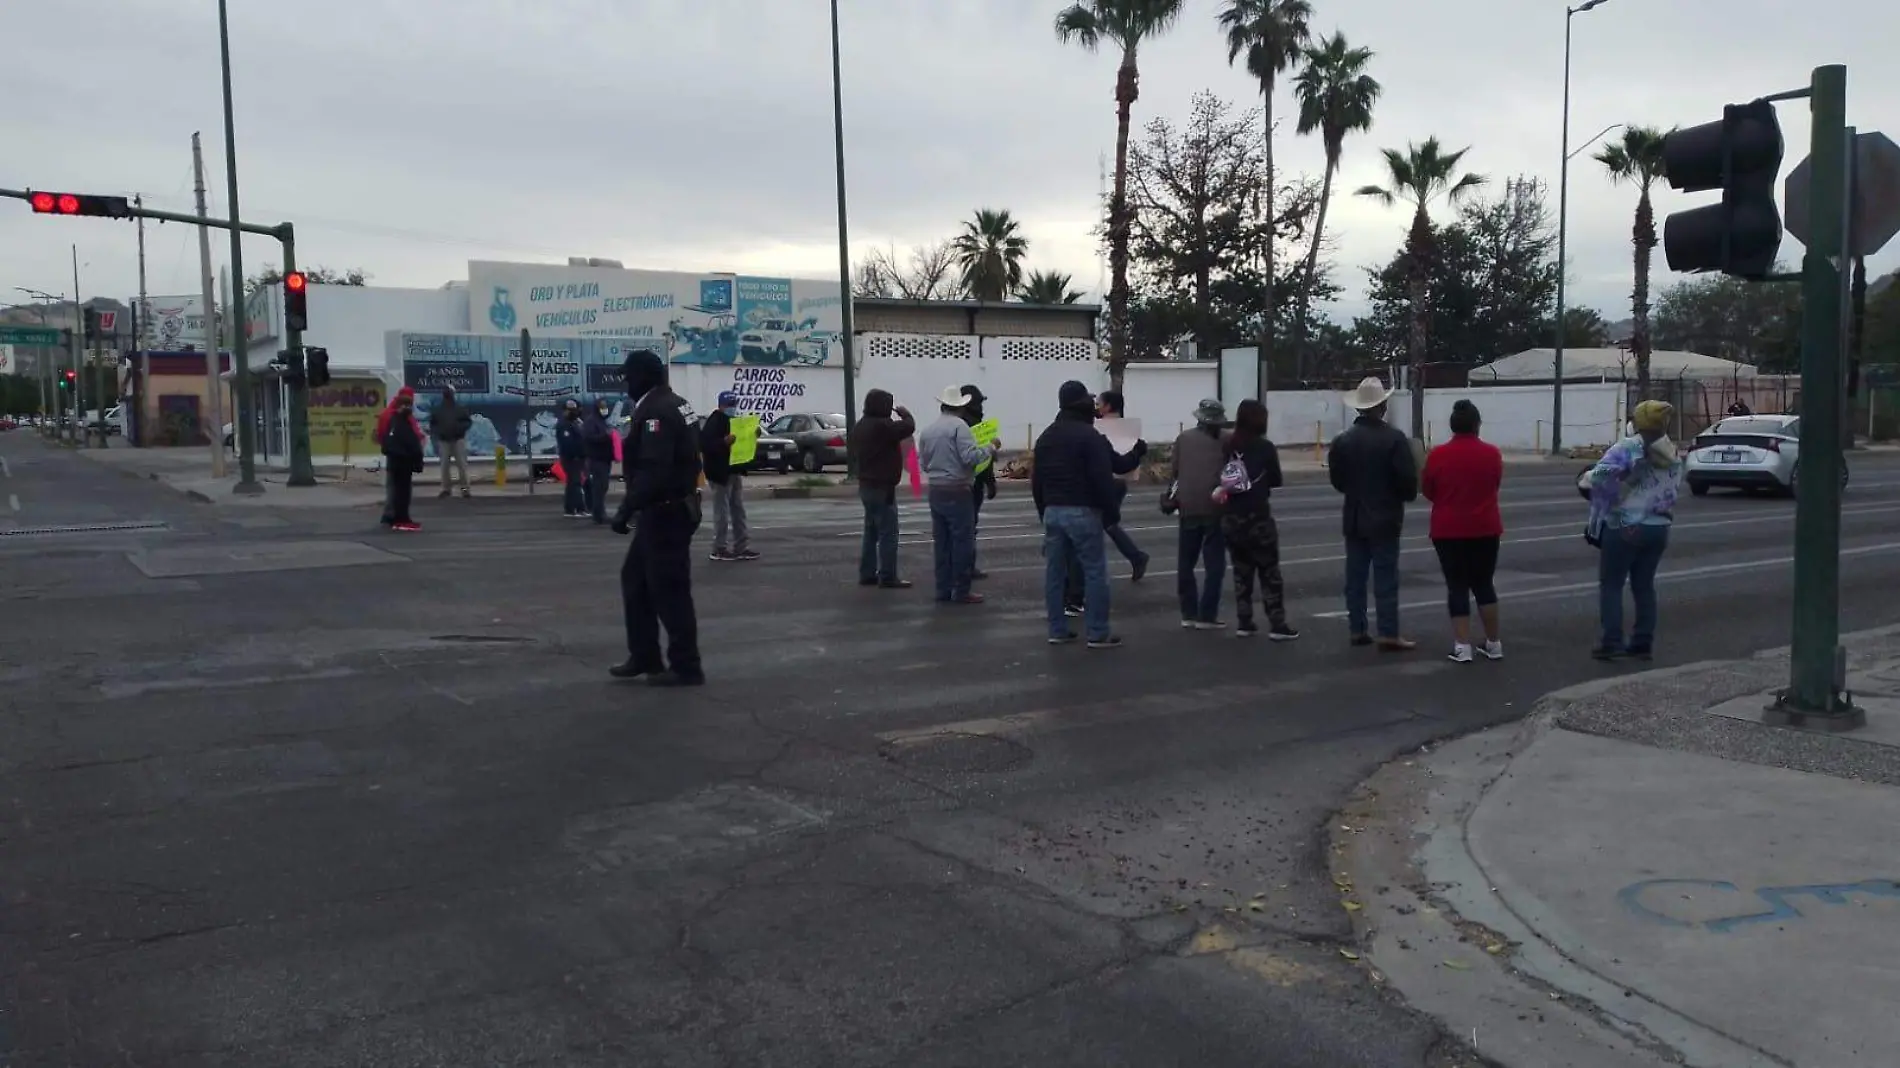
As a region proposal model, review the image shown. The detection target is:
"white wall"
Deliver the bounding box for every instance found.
[1264,383,1623,451]
[247,284,467,374]
[1119,363,1221,443]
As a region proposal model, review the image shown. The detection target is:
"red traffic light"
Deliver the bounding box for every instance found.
[24,190,132,218]
[284,271,307,292]
[57,194,80,214]
[29,192,56,213]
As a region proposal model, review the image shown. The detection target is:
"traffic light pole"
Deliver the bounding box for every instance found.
[1771,64,1862,729]
[279,228,315,487]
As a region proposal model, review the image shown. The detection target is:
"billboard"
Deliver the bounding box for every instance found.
[143,295,214,350]
[391,331,675,458]
[466,261,844,366]
[307,376,388,459]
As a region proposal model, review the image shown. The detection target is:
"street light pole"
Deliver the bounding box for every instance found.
[218,0,263,495]
[1550,0,1610,456]
[830,0,858,479]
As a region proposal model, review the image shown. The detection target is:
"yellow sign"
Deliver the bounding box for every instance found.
[972,417,1000,474]
[307,377,386,458]
[729,414,761,466]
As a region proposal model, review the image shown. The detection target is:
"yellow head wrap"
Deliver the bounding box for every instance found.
[1631,400,1673,434]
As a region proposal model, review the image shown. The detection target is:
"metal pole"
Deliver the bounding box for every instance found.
[521,327,534,496]
[70,246,84,446]
[1774,63,1859,728]
[1550,7,1575,455]
[280,227,314,486]
[135,196,149,354]
[192,133,228,477]
[218,0,262,495]
[830,0,858,478]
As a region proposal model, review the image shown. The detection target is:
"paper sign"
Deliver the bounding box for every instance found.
[971,417,1000,474]
[729,414,761,466]
[1097,416,1142,456]
[904,442,923,498]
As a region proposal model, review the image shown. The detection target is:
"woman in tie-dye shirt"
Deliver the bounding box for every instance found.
[1585,400,1683,660]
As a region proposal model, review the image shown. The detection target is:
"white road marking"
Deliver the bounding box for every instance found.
[7,494,17,513]
[1310,540,1900,619]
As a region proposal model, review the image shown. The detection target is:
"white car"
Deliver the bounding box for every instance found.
[1684,414,1846,497]
[737,318,804,364]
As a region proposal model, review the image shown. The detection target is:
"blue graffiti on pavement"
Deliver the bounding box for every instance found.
[1618,877,1900,934]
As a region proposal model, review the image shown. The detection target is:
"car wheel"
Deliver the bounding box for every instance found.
[800,448,822,474]
[774,342,790,365]
[1689,481,1710,497]
[777,459,793,474]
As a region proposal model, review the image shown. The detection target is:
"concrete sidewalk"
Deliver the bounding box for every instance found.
[1338,626,1900,1068]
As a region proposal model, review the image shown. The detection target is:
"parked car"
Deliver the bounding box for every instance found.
[1684,414,1845,497]
[751,430,797,473]
[764,412,849,473]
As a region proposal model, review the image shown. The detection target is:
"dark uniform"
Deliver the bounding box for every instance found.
[609,350,705,686]
[962,384,995,581]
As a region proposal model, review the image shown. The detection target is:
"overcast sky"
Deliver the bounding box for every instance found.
[4,0,1897,327]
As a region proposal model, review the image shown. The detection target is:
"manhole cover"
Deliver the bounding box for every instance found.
[0,521,170,538]
[882,732,1032,773]
[430,634,536,644]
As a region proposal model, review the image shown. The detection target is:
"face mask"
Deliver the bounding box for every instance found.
[721,406,738,417]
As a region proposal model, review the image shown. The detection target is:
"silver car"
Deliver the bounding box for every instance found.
[1684,414,1846,497]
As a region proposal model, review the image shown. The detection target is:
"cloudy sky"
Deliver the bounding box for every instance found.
[4,0,1897,327]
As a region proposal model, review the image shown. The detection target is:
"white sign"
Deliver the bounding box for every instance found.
[1096,415,1143,455]
[466,260,845,367]
[0,346,12,373]
[143,295,215,350]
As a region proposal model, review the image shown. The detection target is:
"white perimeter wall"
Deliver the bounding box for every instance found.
[1266,382,1624,451]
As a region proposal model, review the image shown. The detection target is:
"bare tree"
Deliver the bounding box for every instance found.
[856,243,965,301]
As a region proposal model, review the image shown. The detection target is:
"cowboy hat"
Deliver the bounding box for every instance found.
[1193,397,1227,426]
[937,385,973,408]
[1344,376,1394,411]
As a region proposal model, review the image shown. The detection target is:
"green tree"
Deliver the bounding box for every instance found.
[1651,273,1800,368]
[1055,0,1189,393]
[1545,306,1613,349]
[1219,0,1312,393]
[1290,30,1380,378]
[1355,138,1487,437]
[950,209,1030,301]
[1018,270,1085,304]
[245,265,369,297]
[1595,126,1669,398]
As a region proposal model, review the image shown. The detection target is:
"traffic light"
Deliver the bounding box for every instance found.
[1661,99,1785,278]
[58,370,75,390]
[276,347,305,383]
[27,190,133,219]
[283,271,308,331]
[305,346,331,388]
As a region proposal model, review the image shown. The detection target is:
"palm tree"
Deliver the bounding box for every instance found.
[1218,0,1312,394]
[1595,126,1669,399]
[951,209,1030,301]
[1290,30,1380,381]
[1355,139,1486,438]
[1055,0,1187,393]
[1018,269,1085,305]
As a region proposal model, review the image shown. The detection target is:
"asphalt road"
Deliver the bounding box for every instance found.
[6,432,1900,1067]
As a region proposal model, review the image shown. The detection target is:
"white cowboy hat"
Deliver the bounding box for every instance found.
[1344,376,1394,411]
[937,385,973,407]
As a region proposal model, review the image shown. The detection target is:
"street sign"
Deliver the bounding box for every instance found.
[97,310,117,334]
[1784,130,1900,256]
[0,325,63,346]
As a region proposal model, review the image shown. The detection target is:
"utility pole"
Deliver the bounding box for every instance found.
[218,0,262,495]
[70,245,83,446]
[829,0,858,477]
[192,133,228,477]
[135,195,149,353]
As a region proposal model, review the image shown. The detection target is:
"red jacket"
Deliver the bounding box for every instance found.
[1421,433,1503,539]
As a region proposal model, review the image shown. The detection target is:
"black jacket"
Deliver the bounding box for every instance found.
[613,388,702,523]
[381,409,424,473]
[581,411,617,462]
[1223,437,1283,516]
[1031,408,1121,525]
[1328,416,1418,540]
[700,410,741,484]
[428,397,472,442]
[554,415,586,461]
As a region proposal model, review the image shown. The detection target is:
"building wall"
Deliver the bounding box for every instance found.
[855,303,1096,339]
[246,284,467,372]
[136,353,233,446]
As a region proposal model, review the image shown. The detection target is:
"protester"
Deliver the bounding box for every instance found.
[375,387,424,532]
[960,384,997,581]
[701,391,758,562]
[1216,399,1298,640]
[848,389,916,589]
[1328,376,1419,651]
[608,349,705,687]
[1059,396,1145,618]
[1171,398,1230,629]
[1033,380,1123,649]
[1421,399,1504,662]
[1094,390,1152,581]
[581,398,617,523]
[916,385,997,604]
[554,399,589,518]
[1585,399,1683,661]
[428,386,473,499]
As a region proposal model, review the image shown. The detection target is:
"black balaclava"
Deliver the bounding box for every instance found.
[621,349,666,403]
[863,389,894,418]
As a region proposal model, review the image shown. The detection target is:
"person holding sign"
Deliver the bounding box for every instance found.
[1094,390,1151,580]
[961,384,998,581]
[700,391,759,562]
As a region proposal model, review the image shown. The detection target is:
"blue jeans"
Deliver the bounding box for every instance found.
[928,484,976,600]
[1344,536,1403,639]
[1044,506,1111,640]
[859,484,901,583]
[1599,523,1669,651]
[1177,517,1226,622]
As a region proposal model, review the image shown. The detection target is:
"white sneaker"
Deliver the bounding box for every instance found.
[1448,643,1474,664]
[1481,640,1504,661]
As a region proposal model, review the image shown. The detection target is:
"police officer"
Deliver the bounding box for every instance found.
[608,349,706,686]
